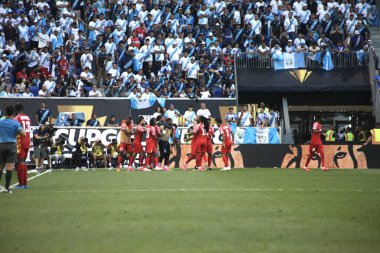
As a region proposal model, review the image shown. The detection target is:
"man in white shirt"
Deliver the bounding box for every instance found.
[164,104,181,125]
[0,54,13,78]
[355,0,369,18]
[237,105,252,127]
[186,57,199,79]
[80,67,94,86]
[284,12,298,40]
[88,85,102,97]
[183,105,196,127]
[37,28,50,49]
[196,103,211,119]
[80,47,93,70]
[43,76,56,93]
[38,85,51,97]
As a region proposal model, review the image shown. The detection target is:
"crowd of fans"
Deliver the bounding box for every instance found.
[0,0,377,98]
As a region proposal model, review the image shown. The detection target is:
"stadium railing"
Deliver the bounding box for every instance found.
[368,48,380,123]
[235,51,370,69]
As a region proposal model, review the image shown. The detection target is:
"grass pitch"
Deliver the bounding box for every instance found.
[1,168,380,253]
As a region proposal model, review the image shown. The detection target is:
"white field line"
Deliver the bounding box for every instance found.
[22,188,380,194]
[9,170,49,189]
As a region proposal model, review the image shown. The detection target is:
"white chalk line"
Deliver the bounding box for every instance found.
[21,188,380,194]
[9,170,49,190]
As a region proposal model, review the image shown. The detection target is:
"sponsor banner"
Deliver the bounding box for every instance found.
[26,127,380,169]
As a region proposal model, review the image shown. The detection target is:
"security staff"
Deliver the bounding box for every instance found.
[364,123,380,145]
[325,126,336,142]
[357,126,367,143]
[0,105,26,193]
[344,127,355,142]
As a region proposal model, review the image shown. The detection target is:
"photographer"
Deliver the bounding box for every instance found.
[73,137,91,172]
[48,138,65,170]
[91,139,106,169]
[33,124,49,172]
[107,139,119,170]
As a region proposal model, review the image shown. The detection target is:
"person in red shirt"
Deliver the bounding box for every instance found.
[304,116,328,171]
[16,67,28,81]
[182,127,197,170]
[118,116,133,171]
[57,54,69,77]
[13,104,31,189]
[127,31,141,49]
[135,23,146,41]
[145,118,161,170]
[216,118,233,171]
[206,118,214,169]
[193,116,209,171]
[128,116,146,171]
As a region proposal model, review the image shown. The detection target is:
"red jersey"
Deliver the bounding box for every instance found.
[311,121,322,144]
[194,123,208,143]
[134,125,145,142]
[219,124,232,145]
[146,125,161,143]
[129,36,140,49]
[135,26,146,38]
[58,59,69,75]
[14,114,31,148]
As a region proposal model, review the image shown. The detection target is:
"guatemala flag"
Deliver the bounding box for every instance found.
[274,53,306,70]
[322,49,334,71]
[130,96,166,109]
[243,127,280,144]
[308,52,322,62]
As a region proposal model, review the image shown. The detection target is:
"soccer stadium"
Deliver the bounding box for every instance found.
[0,0,380,252]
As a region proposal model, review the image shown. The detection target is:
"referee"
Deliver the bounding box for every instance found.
[0,106,26,193]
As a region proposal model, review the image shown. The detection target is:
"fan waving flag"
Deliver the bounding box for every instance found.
[322,49,334,71]
[243,127,280,144]
[130,96,166,109]
[274,52,306,70]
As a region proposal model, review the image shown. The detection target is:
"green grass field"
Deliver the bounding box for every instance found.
[1,168,380,253]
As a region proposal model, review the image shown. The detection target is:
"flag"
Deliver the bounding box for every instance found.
[130,96,158,109]
[243,127,280,144]
[274,52,306,70]
[322,49,334,71]
[307,52,322,62]
[157,97,166,108]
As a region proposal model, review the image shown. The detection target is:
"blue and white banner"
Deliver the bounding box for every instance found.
[234,127,280,144]
[130,96,166,110]
[322,49,334,71]
[274,52,305,70]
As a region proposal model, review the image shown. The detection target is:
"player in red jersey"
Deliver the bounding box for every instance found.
[182,127,197,170]
[193,116,209,171]
[206,118,215,169]
[144,118,161,171]
[128,116,146,171]
[118,116,133,171]
[216,118,233,171]
[14,104,31,189]
[304,116,328,171]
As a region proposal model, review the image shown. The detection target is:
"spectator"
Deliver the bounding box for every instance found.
[225,107,238,126]
[67,114,84,127]
[86,114,101,127]
[89,85,103,97]
[164,104,181,126]
[238,105,252,127]
[105,116,119,127]
[22,87,34,97]
[197,103,211,119]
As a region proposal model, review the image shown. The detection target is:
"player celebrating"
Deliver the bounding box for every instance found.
[193,116,209,171]
[216,118,233,171]
[206,118,214,170]
[14,104,31,189]
[118,116,133,172]
[303,116,328,172]
[128,116,148,171]
[144,118,161,171]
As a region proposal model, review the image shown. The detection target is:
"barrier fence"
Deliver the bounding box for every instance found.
[236,51,369,69]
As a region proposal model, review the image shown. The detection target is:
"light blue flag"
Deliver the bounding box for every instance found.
[130,96,157,109]
[274,53,306,70]
[308,52,322,62]
[322,49,334,71]
[157,97,166,108]
[243,127,280,144]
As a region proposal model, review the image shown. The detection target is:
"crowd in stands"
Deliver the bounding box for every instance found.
[0,0,377,98]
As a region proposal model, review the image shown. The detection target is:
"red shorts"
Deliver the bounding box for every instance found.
[196,140,208,153]
[309,143,323,153]
[133,141,143,153]
[17,148,29,160]
[221,144,232,154]
[119,143,132,153]
[207,141,213,154]
[145,141,157,154]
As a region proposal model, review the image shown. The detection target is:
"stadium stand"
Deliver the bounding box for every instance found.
[0,0,378,99]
